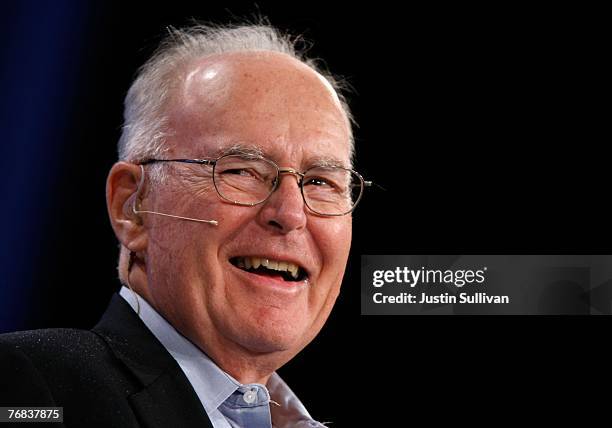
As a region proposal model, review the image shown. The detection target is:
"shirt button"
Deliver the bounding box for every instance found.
[243,389,257,404]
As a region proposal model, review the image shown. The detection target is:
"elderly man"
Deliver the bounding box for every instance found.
[0,23,368,427]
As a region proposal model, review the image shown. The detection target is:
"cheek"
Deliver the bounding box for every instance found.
[322,217,352,263]
[312,216,352,288]
[146,221,225,331]
[300,218,351,340]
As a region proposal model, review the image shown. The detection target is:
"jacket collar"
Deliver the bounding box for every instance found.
[92,293,213,428]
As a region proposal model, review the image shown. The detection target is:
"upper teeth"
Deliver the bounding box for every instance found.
[236,257,300,279]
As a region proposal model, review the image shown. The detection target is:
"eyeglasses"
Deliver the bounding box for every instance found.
[140,154,371,216]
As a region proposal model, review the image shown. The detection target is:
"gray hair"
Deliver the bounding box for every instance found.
[117,23,355,170]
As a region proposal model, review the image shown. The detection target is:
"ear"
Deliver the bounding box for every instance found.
[106,162,147,253]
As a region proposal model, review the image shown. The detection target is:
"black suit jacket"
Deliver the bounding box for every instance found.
[0,294,214,428]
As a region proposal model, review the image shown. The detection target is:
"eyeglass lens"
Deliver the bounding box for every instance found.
[212,155,362,215]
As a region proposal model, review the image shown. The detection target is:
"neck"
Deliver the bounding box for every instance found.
[200,336,287,385]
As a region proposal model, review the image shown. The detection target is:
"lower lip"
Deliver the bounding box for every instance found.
[228,263,308,294]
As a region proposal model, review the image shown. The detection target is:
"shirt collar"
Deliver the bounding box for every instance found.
[118,287,324,426]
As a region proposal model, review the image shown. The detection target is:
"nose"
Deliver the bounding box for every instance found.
[256,171,307,234]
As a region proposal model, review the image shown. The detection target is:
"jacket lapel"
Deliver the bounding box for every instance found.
[92,294,213,428]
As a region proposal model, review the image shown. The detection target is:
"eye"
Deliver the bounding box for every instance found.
[304,177,336,188]
[221,168,269,182]
[223,168,254,177]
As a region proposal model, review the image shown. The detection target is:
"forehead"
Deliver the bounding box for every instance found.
[166,51,351,167]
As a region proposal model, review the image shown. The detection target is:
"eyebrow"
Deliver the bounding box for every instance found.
[305,156,348,169]
[215,143,265,159]
[212,143,350,169]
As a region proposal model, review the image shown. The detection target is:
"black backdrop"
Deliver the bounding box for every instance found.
[1,1,608,424]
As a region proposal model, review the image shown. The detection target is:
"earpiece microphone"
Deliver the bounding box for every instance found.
[132,165,219,226]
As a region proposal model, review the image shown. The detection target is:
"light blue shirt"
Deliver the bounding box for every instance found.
[119,287,326,428]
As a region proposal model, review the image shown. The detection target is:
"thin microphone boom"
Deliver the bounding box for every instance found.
[132,207,219,225]
[132,165,219,226]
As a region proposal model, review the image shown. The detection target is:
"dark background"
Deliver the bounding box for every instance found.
[0,0,607,424]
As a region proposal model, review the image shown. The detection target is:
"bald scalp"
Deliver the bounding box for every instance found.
[171,51,348,134]
[164,51,351,162]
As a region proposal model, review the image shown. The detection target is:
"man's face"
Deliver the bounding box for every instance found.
[143,52,352,362]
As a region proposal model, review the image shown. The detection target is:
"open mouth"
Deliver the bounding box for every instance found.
[230,256,308,282]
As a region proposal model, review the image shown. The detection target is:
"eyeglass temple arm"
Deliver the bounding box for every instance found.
[363,180,386,191]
